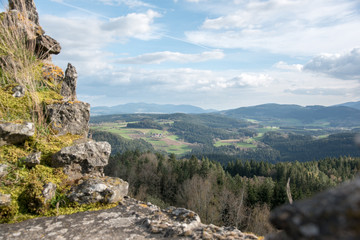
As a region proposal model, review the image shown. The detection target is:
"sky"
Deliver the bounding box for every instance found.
[6,0,360,110]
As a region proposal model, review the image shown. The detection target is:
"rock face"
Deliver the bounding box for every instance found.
[68,177,128,204]
[8,0,39,24]
[268,177,360,240]
[22,152,41,168]
[46,101,90,137]
[0,197,260,240]
[0,122,35,146]
[61,63,77,101]
[52,141,111,180]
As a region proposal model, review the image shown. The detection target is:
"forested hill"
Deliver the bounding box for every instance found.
[336,101,360,110]
[221,103,360,127]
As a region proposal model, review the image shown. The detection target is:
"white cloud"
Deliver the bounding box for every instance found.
[185,0,360,55]
[102,10,161,40]
[274,61,303,71]
[98,0,155,8]
[115,50,224,64]
[303,48,360,80]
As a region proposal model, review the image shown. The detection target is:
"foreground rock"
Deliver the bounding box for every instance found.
[9,0,39,24]
[0,197,260,240]
[22,152,41,168]
[52,141,111,180]
[268,177,360,240]
[68,177,128,204]
[0,122,35,146]
[46,101,90,137]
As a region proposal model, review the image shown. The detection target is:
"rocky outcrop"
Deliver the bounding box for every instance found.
[22,152,41,168]
[9,0,39,24]
[51,141,111,180]
[35,34,61,59]
[0,197,260,240]
[268,177,360,240]
[61,63,77,101]
[46,102,90,137]
[68,177,128,204]
[0,122,35,146]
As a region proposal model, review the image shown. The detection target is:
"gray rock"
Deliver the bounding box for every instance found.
[12,85,25,98]
[0,164,9,178]
[52,141,111,180]
[35,35,61,59]
[42,182,56,203]
[8,0,39,24]
[0,197,258,240]
[0,193,11,207]
[46,101,90,137]
[0,122,35,146]
[269,177,360,240]
[68,177,128,204]
[22,152,41,168]
[61,63,77,101]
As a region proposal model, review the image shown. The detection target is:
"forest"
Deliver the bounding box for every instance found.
[105,150,360,236]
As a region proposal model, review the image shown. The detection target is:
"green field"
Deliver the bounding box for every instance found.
[214,139,257,149]
[91,123,192,155]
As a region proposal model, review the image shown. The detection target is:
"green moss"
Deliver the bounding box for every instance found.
[0,87,33,121]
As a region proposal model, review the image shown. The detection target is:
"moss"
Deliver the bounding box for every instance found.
[0,87,33,121]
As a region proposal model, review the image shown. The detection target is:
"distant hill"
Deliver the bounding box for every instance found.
[91,103,217,115]
[221,103,360,127]
[336,101,360,110]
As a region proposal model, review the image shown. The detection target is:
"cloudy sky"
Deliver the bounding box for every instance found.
[18,0,360,109]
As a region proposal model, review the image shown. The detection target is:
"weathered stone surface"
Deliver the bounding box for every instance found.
[46,101,90,137]
[61,63,77,101]
[0,164,9,178]
[68,177,128,204]
[52,141,111,180]
[0,197,260,240]
[35,34,61,59]
[22,152,41,168]
[0,193,11,207]
[42,182,56,203]
[12,85,25,98]
[42,63,64,84]
[8,0,39,24]
[0,122,35,146]
[268,177,360,240]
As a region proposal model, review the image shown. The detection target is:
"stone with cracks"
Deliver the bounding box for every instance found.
[0,122,35,146]
[22,152,41,168]
[61,63,77,101]
[52,141,111,180]
[46,101,90,137]
[68,177,128,204]
[12,85,25,98]
[0,193,11,207]
[0,164,9,178]
[35,35,61,59]
[268,177,360,240]
[42,182,56,203]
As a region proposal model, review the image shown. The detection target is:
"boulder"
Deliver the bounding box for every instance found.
[0,164,9,178]
[12,85,25,98]
[60,63,77,101]
[68,176,128,204]
[22,152,41,168]
[42,182,56,203]
[8,0,39,25]
[269,177,360,240]
[0,122,35,146]
[0,193,11,207]
[35,35,61,59]
[52,141,111,180]
[46,101,90,137]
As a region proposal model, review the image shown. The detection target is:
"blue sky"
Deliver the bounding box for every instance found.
[10,0,360,109]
